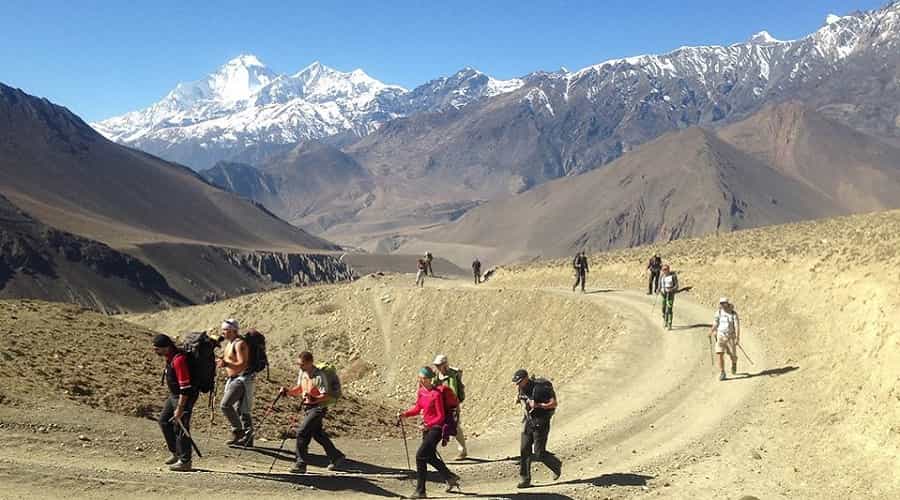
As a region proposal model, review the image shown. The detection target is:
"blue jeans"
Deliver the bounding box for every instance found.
[221,373,255,434]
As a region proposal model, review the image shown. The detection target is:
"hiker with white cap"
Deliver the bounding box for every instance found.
[217,318,255,446]
[709,298,741,380]
[432,354,468,459]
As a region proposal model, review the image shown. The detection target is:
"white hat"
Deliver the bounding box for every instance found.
[719,297,729,304]
[221,318,239,331]
[433,354,448,366]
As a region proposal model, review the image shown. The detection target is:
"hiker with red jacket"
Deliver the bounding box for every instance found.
[398,366,461,498]
[153,334,198,472]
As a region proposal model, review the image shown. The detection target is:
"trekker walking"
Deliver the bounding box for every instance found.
[572,251,589,293]
[280,351,346,474]
[398,366,461,498]
[512,369,562,488]
[432,354,467,459]
[710,298,741,381]
[472,258,482,285]
[647,254,662,295]
[658,265,678,330]
[153,334,199,472]
[416,258,427,287]
[218,319,255,447]
[425,252,434,277]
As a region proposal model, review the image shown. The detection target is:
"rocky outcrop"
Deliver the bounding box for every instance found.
[218,249,355,285]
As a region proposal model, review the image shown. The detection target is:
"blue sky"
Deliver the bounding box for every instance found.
[1,0,887,121]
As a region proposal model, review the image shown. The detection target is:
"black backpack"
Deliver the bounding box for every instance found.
[241,329,269,379]
[181,332,217,393]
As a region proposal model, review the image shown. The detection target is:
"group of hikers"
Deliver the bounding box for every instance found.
[415,252,485,287]
[153,248,743,497]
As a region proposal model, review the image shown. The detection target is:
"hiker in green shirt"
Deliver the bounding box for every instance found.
[433,354,467,459]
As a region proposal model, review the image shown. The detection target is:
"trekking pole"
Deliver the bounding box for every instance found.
[708,335,715,366]
[398,418,413,480]
[174,416,203,458]
[268,413,298,473]
[238,392,282,458]
[738,344,755,365]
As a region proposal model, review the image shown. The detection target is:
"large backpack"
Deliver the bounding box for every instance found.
[181,332,217,394]
[444,368,466,403]
[315,363,342,404]
[436,385,460,444]
[241,329,269,379]
[531,377,557,416]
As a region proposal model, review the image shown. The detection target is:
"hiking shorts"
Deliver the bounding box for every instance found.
[715,335,736,355]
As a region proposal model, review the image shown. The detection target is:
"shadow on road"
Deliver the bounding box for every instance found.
[239,471,401,497]
[585,289,618,294]
[732,365,799,380]
[556,472,653,487]
[450,455,519,465]
[671,323,713,330]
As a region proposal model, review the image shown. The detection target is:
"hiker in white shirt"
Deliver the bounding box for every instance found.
[709,297,740,380]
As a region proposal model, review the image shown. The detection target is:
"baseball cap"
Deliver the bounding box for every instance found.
[221,319,239,331]
[719,297,729,304]
[512,369,529,384]
[433,354,448,366]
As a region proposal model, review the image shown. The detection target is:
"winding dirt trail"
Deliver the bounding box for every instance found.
[0,280,766,499]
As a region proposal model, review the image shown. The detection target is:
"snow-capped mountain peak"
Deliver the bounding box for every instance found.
[207,54,276,102]
[748,30,782,44]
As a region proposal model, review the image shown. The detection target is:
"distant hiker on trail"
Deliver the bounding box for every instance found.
[647,253,662,295]
[710,298,741,381]
[425,252,434,276]
[472,257,482,285]
[433,354,468,459]
[658,265,678,330]
[217,318,255,447]
[416,258,427,287]
[398,366,461,498]
[279,351,346,474]
[572,250,589,293]
[512,369,562,488]
[153,334,198,472]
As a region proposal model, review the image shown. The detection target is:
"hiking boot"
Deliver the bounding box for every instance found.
[407,491,427,499]
[719,371,727,381]
[517,478,532,489]
[236,432,254,448]
[454,450,467,460]
[164,455,179,465]
[225,430,244,446]
[445,473,461,492]
[169,460,192,472]
[551,462,562,481]
[290,463,307,474]
[327,453,346,471]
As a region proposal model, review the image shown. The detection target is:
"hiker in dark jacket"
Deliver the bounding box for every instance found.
[425,252,434,276]
[472,258,482,285]
[153,334,199,472]
[513,369,562,488]
[572,251,589,293]
[647,254,662,295]
[398,366,461,498]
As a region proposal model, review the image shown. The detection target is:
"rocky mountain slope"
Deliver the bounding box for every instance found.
[424,104,900,262]
[0,83,353,310]
[92,57,524,169]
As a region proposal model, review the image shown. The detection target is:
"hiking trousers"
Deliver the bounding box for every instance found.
[573,270,586,292]
[295,405,342,465]
[415,426,454,495]
[159,393,198,462]
[416,270,426,287]
[661,291,676,327]
[648,270,660,294]
[520,416,561,482]
[221,373,255,435]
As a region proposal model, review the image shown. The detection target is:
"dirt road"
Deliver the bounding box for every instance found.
[0,280,767,499]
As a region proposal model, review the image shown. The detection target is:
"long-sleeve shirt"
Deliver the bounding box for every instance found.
[402,386,458,429]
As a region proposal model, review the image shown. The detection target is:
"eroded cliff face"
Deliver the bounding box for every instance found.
[218,249,355,286]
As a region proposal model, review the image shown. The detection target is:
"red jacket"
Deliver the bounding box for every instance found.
[402,385,458,429]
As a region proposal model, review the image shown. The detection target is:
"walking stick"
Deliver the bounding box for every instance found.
[174,416,203,458]
[238,392,282,458]
[398,417,413,480]
[268,414,298,473]
[708,335,715,366]
[738,344,755,365]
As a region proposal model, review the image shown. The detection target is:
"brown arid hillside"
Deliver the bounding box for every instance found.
[414,103,900,267]
[1,209,899,499]
[0,84,353,310]
[489,208,900,499]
